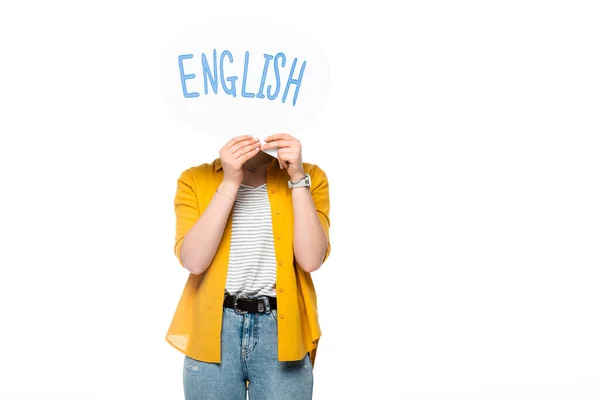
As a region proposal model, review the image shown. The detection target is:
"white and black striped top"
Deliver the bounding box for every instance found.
[224,183,277,297]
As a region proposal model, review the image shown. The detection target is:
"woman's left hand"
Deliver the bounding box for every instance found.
[261,133,305,181]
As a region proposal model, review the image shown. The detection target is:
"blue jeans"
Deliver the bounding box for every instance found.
[183,295,313,399]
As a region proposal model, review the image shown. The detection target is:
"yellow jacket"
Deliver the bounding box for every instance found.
[165,156,331,368]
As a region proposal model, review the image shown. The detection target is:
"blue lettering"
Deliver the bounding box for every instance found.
[267,53,286,100]
[219,50,237,97]
[201,49,218,95]
[282,58,306,106]
[178,54,199,98]
[256,54,273,99]
[241,51,255,98]
[178,50,306,105]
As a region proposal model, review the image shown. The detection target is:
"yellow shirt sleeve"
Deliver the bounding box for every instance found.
[310,165,331,264]
[173,168,200,268]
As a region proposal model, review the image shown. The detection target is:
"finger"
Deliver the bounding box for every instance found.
[278,152,297,169]
[230,138,259,156]
[224,135,253,149]
[274,149,283,169]
[239,146,261,164]
[275,150,299,161]
[232,140,261,159]
[262,139,295,150]
[265,133,294,142]
[230,137,260,155]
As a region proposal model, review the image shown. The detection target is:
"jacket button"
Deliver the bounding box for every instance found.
[278,260,283,266]
[279,313,284,319]
[278,288,284,293]
[276,236,281,240]
[271,189,275,193]
[274,210,279,215]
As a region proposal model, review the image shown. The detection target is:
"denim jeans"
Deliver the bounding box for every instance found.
[183,295,313,399]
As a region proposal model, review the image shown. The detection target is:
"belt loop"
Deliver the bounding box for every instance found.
[262,296,271,313]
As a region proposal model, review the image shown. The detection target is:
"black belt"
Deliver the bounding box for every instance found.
[223,293,277,314]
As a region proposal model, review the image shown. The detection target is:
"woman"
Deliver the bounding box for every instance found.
[165,133,332,399]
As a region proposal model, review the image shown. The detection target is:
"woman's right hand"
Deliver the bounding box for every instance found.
[219,135,261,185]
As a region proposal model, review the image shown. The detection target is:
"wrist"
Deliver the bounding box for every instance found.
[289,171,306,182]
[222,177,242,187]
[219,179,240,198]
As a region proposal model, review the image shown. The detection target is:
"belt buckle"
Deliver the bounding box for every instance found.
[232,293,249,315]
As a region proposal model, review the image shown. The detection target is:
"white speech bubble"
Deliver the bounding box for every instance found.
[160,18,331,147]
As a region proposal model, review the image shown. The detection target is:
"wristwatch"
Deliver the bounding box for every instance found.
[288,173,311,189]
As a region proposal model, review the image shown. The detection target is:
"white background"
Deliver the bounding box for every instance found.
[1,1,599,399]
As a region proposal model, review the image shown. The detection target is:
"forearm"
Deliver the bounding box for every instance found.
[291,186,328,273]
[181,180,239,275]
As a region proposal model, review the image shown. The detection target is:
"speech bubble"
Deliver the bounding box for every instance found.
[160,18,331,152]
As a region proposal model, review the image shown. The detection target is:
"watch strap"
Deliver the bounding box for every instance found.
[288,173,311,189]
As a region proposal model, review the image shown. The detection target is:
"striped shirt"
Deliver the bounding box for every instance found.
[224,183,277,297]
